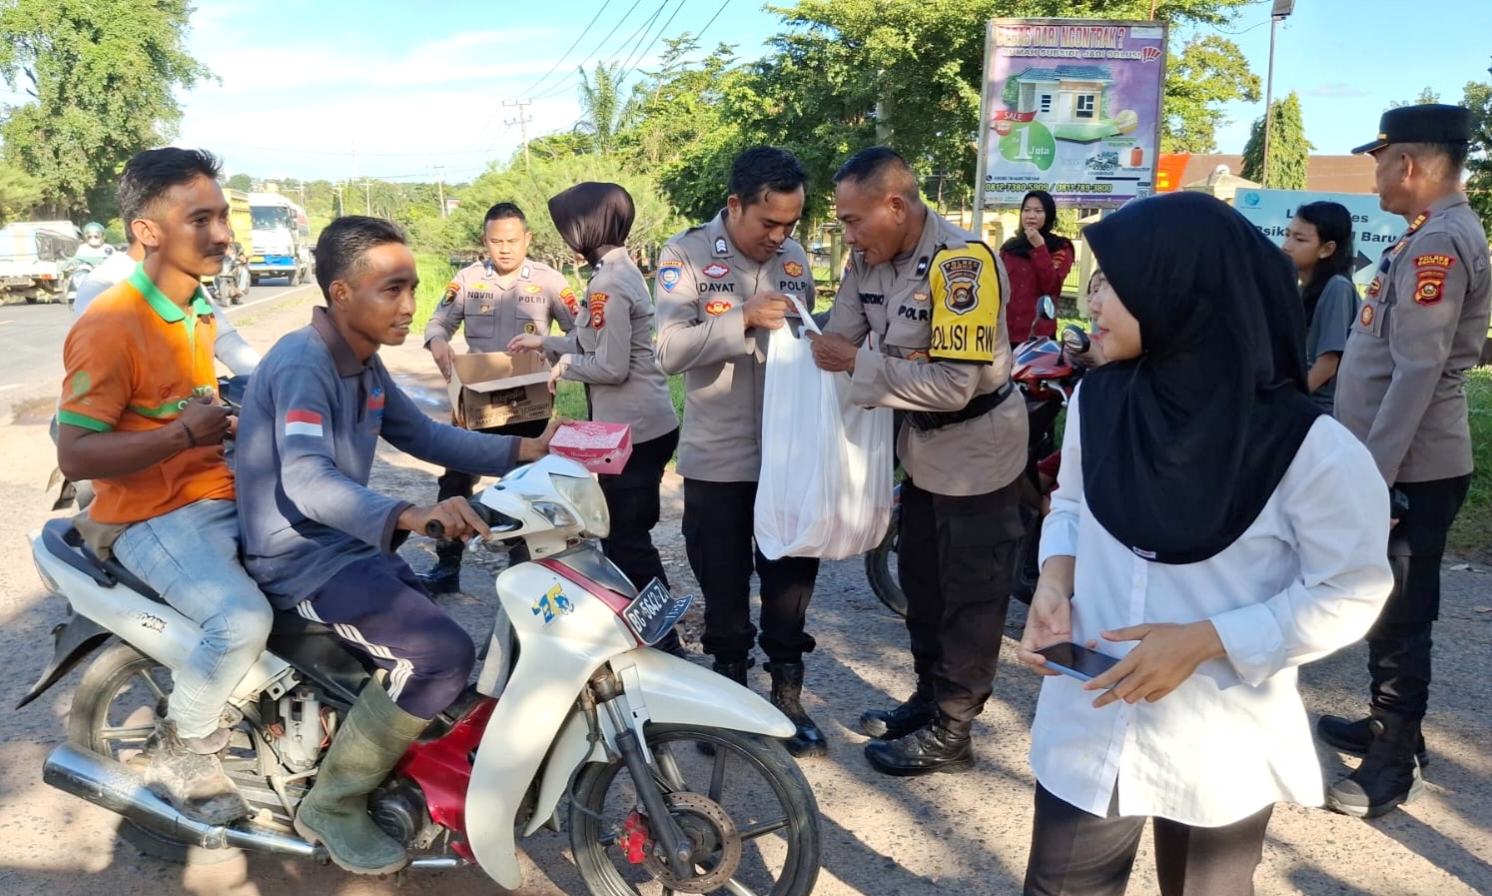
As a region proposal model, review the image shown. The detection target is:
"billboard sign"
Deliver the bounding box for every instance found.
[1232,188,1405,289]
[977,19,1168,209]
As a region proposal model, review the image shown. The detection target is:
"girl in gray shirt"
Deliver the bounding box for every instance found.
[1284,202,1358,412]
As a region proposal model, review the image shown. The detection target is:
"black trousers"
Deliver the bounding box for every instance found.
[899,476,1024,722]
[682,478,819,665]
[1023,784,1273,896]
[597,428,679,594]
[1368,473,1470,721]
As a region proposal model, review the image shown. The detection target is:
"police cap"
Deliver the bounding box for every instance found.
[1352,104,1473,155]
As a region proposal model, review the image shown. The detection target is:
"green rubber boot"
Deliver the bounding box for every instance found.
[293,680,428,875]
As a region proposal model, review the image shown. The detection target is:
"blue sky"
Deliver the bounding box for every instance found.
[20,1,1489,184]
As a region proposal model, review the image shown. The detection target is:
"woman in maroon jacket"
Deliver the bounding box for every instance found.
[1001,190,1074,346]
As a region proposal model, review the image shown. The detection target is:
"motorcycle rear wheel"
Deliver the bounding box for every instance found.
[863,508,906,617]
[569,723,821,896]
[68,642,244,865]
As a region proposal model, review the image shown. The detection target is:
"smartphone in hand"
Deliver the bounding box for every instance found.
[1036,642,1120,683]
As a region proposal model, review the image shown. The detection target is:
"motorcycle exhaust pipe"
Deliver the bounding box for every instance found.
[43,742,318,857]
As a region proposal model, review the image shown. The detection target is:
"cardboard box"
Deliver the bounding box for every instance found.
[550,422,633,474]
[447,351,553,429]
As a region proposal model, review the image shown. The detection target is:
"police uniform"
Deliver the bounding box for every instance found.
[825,209,1028,766]
[540,246,680,603]
[423,258,577,480]
[418,258,578,590]
[1326,105,1492,815]
[655,211,821,679]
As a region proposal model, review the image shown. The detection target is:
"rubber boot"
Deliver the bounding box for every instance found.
[416,540,464,595]
[294,680,429,874]
[864,711,974,777]
[142,719,250,825]
[860,683,935,740]
[1317,713,1428,767]
[765,662,827,758]
[1325,710,1425,819]
[699,660,751,755]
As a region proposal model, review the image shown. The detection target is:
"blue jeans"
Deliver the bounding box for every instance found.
[114,499,274,739]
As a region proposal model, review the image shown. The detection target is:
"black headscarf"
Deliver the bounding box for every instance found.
[1001,190,1073,259]
[1078,191,1322,565]
[547,182,635,267]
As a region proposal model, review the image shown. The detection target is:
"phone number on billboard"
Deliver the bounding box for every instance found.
[985,183,1116,194]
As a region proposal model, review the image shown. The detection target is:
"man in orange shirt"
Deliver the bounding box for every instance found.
[56,148,272,825]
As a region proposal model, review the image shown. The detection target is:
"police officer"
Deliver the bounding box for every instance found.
[1324,105,1492,818]
[655,147,825,757]
[419,202,577,594]
[811,146,1028,776]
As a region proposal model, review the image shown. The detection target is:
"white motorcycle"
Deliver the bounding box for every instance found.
[23,455,822,895]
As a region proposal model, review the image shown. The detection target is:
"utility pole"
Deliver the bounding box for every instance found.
[361,179,372,216]
[1262,0,1297,188]
[433,165,446,218]
[504,99,533,172]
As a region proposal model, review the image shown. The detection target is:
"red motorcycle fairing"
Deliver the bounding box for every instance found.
[395,697,498,861]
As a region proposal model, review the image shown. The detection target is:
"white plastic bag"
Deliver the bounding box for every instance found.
[754,301,893,560]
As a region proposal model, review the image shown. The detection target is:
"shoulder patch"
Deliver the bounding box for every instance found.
[440,281,459,305]
[658,262,682,292]
[929,243,1001,364]
[559,287,580,316]
[589,293,609,329]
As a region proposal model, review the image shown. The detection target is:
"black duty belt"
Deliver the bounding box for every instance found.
[906,380,1015,432]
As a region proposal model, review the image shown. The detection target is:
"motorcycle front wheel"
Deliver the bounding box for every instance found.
[67,642,250,865]
[569,723,821,896]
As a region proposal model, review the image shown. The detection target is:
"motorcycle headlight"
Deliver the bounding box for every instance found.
[551,472,610,538]
[530,501,577,529]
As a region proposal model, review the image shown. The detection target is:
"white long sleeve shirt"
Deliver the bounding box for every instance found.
[1032,391,1393,827]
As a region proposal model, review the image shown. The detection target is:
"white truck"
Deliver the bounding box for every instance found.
[247,192,314,286]
[0,221,81,304]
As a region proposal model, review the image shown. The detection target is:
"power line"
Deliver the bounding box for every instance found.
[527,0,652,102]
[510,0,616,102]
[694,0,732,43]
[615,0,690,86]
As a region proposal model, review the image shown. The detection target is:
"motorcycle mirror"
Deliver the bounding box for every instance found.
[1061,324,1091,355]
[1036,295,1057,321]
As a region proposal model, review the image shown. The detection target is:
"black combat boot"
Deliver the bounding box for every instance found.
[1318,713,1428,767]
[1325,710,1425,818]
[860,684,935,740]
[416,540,464,595]
[765,662,827,758]
[864,711,973,777]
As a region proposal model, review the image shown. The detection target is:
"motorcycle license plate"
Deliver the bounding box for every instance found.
[623,579,692,646]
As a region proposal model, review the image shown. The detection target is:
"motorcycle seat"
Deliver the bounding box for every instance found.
[40,518,162,603]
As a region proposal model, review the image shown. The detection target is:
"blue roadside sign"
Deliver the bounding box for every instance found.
[1232,189,1405,290]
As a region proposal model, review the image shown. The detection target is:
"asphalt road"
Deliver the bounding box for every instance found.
[0,279,315,415]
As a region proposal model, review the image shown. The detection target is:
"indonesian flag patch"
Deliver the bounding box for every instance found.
[285,409,324,437]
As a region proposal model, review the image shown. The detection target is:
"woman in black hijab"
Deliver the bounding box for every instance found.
[508,182,682,650]
[1014,192,1393,896]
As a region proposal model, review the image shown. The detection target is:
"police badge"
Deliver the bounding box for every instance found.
[938,257,982,315]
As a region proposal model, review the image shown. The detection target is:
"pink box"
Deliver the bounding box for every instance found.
[550,422,633,474]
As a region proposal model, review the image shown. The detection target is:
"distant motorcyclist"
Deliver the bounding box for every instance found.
[60,222,115,275]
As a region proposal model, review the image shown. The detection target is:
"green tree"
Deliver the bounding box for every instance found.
[432,155,681,268]
[1463,66,1492,234]
[0,0,213,217]
[1389,87,1441,109]
[0,161,44,224]
[575,62,633,156]
[1240,91,1312,190]
[226,173,254,192]
[1162,35,1261,152]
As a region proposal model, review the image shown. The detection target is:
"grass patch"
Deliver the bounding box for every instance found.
[1449,366,1492,561]
[412,253,460,335]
